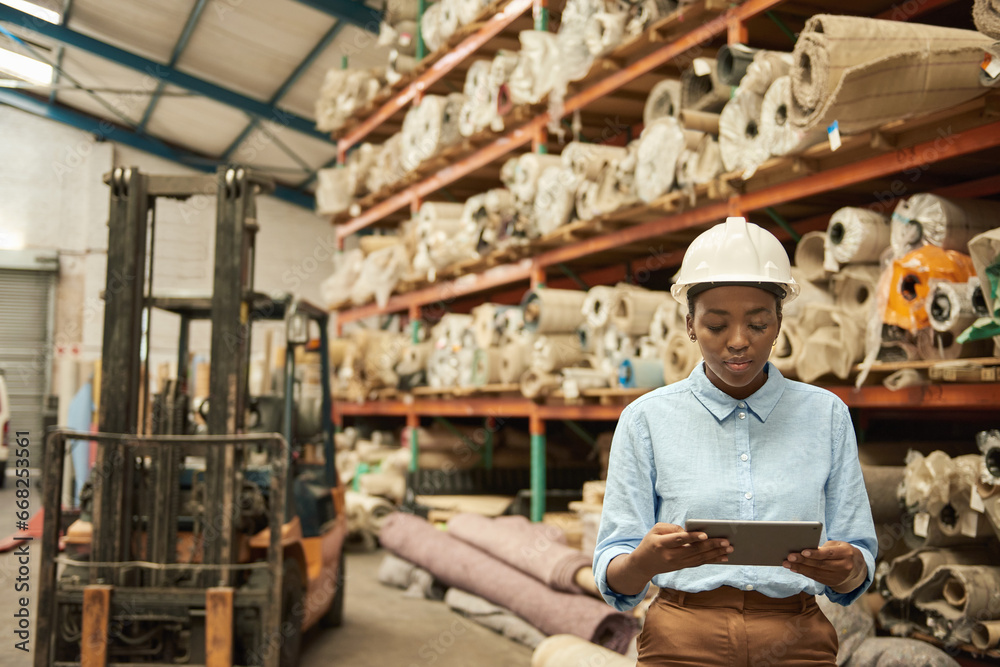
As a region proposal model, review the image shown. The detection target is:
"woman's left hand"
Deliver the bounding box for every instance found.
[783,540,867,593]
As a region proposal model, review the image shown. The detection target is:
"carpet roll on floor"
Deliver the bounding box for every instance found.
[532,634,635,667]
[446,588,548,648]
[825,207,891,266]
[644,78,683,125]
[447,513,592,594]
[789,14,992,134]
[635,116,686,202]
[974,0,1000,39]
[681,58,730,113]
[890,194,1000,258]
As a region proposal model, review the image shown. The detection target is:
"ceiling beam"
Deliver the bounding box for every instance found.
[0,89,316,210]
[137,0,210,133]
[292,0,382,33]
[0,4,334,145]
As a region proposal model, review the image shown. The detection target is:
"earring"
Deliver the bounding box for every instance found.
[772,338,778,347]
[690,335,697,342]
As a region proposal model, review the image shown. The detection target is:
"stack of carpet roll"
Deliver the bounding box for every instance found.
[316,143,382,215]
[501,152,565,239]
[411,200,476,281]
[424,313,476,388]
[576,141,642,222]
[459,60,496,136]
[315,67,388,132]
[320,248,366,310]
[364,133,407,194]
[872,194,1000,364]
[420,0,490,53]
[333,330,408,401]
[508,31,561,106]
[335,428,402,549]
[350,241,412,307]
[875,439,1000,652]
[399,93,466,172]
[379,511,639,652]
[520,288,590,398]
[467,188,518,254]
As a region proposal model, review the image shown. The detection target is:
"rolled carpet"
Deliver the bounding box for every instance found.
[643,78,683,125]
[759,76,826,159]
[380,512,638,652]
[889,193,1000,259]
[447,513,592,594]
[445,588,547,649]
[634,116,686,202]
[718,89,768,175]
[676,133,723,188]
[789,14,993,134]
[825,207,891,266]
[680,58,730,113]
[974,0,1000,39]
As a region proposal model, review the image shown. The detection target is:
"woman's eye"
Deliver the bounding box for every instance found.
[750,324,768,332]
[706,325,724,332]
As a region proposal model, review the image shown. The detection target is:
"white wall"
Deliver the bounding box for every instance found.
[0,105,338,400]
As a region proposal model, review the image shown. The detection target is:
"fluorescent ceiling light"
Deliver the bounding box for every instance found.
[0,46,52,84]
[0,0,59,24]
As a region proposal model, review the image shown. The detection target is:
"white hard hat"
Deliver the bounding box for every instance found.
[670,217,799,304]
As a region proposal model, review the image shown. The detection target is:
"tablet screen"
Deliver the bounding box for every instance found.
[684,519,823,566]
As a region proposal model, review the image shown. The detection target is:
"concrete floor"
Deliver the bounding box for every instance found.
[0,476,533,667]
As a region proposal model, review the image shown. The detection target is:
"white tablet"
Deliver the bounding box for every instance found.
[684,519,823,567]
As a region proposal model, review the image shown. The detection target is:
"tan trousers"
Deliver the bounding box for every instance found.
[636,586,838,667]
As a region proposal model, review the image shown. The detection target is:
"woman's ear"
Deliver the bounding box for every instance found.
[685,313,694,339]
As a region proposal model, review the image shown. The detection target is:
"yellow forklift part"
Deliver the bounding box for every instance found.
[206,587,235,667]
[81,585,112,667]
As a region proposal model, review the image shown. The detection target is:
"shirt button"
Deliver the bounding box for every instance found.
[738,402,746,408]
[741,453,749,461]
[738,412,746,420]
[745,492,753,500]
[745,584,754,591]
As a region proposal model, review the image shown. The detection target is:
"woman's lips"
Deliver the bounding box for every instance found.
[725,359,752,372]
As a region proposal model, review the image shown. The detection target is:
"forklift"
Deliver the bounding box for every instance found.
[35,167,347,667]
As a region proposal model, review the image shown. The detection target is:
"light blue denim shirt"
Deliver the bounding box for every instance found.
[594,362,877,612]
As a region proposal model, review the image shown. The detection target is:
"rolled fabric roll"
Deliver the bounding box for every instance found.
[532,634,635,667]
[882,245,976,333]
[825,207,891,266]
[581,285,621,330]
[678,108,721,134]
[560,142,628,182]
[718,90,769,174]
[912,565,1000,639]
[455,0,487,25]
[509,153,565,208]
[421,2,445,52]
[644,78,683,125]
[860,465,906,525]
[387,48,418,85]
[795,303,865,382]
[561,367,611,398]
[974,0,1000,39]
[316,167,355,215]
[523,288,587,333]
[584,11,627,57]
[499,340,531,384]
[520,368,561,398]
[681,58,730,113]
[789,14,993,134]
[487,51,520,131]
[438,0,460,42]
[625,0,677,36]
[532,334,586,372]
[618,357,664,388]
[533,166,578,236]
[385,0,420,23]
[884,547,994,600]
[794,231,830,283]
[676,133,723,188]
[459,60,494,137]
[661,329,702,385]
[739,50,793,97]
[471,303,506,349]
[509,30,560,105]
[350,244,409,307]
[446,588,546,649]
[367,133,404,193]
[928,280,978,334]
[759,76,826,159]
[396,341,434,376]
[648,298,683,345]
[634,116,687,202]
[769,319,802,378]
[832,265,881,319]
[612,289,669,337]
[717,43,758,86]
[890,194,1000,259]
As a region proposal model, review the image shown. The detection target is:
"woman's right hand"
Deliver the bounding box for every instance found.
[607,523,733,595]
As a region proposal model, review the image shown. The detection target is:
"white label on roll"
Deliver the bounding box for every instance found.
[971,485,986,513]
[827,121,842,152]
[960,510,979,538]
[693,58,712,76]
[913,512,930,537]
[983,52,1000,78]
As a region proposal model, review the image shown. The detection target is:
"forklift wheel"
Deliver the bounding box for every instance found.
[320,550,345,628]
[280,558,305,667]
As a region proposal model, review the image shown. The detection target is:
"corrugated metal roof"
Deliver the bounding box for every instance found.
[0,0,392,206]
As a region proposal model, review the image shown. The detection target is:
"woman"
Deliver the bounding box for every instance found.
[594,218,877,666]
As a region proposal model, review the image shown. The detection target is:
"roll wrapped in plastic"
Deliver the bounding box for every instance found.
[759,76,826,159]
[718,90,769,175]
[644,78,683,125]
[634,116,686,202]
[825,207,891,266]
[890,194,1000,259]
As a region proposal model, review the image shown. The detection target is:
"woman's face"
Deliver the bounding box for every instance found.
[686,285,781,400]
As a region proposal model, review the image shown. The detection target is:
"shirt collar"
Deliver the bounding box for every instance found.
[688,361,786,422]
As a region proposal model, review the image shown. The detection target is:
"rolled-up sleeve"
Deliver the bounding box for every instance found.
[593,404,658,611]
[823,403,878,606]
